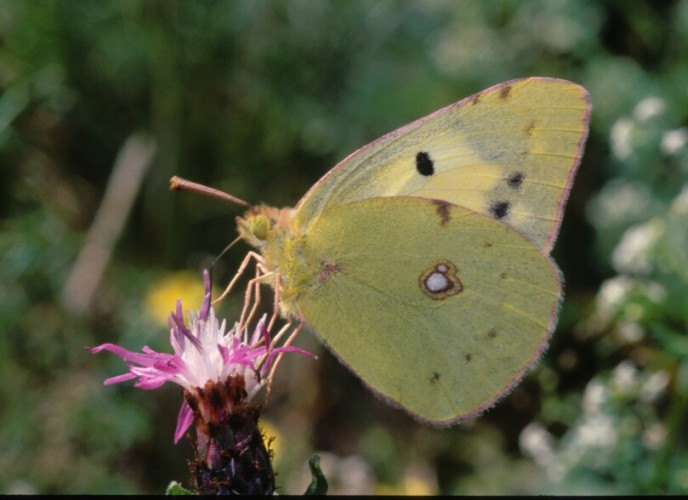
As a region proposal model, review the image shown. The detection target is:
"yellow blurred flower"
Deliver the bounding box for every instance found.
[145,271,209,323]
[374,464,437,495]
[260,419,282,465]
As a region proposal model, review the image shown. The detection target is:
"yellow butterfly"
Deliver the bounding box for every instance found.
[174,77,591,425]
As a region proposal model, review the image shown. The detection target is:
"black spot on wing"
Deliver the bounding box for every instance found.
[416,151,434,176]
[489,200,511,220]
[499,84,512,100]
[507,172,524,189]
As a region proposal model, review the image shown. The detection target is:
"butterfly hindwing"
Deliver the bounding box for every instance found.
[291,197,561,424]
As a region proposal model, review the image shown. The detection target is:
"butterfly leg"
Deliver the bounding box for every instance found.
[213,250,266,305]
[239,267,282,338]
[266,272,282,332]
[264,319,307,403]
[239,265,265,328]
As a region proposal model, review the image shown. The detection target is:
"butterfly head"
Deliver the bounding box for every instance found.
[236,205,295,249]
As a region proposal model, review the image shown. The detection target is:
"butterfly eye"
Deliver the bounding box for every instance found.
[250,214,271,241]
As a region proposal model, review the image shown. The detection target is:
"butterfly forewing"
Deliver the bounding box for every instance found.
[293,77,591,254]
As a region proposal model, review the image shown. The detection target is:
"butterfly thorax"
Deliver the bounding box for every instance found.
[236,204,314,319]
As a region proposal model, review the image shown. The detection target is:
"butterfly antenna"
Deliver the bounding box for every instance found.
[206,228,255,307]
[170,176,253,209]
[170,175,254,301]
[211,235,244,269]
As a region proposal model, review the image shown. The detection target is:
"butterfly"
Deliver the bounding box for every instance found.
[174,77,591,425]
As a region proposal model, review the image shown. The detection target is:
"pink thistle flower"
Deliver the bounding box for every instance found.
[90,269,314,494]
[91,269,312,443]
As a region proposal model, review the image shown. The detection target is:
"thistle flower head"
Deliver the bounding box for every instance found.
[91,269,312,444]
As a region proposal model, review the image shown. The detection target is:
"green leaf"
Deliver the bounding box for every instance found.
[165,481,193,495]
[304,455,328,495]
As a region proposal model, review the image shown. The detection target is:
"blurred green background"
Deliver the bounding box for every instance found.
[2,0,688,494]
